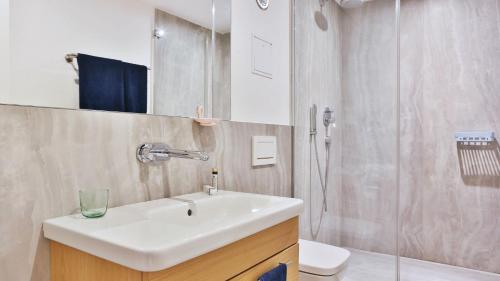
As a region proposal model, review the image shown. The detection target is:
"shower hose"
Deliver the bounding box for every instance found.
[309,132,331,240]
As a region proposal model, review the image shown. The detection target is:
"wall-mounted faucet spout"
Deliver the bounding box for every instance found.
[137,143,209,164]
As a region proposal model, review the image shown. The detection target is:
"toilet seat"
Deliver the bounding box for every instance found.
[299,239,350,276]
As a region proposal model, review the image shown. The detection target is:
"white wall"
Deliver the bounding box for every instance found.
[231,0,291,125]
[7,0,154,109]
[0,0,9,101]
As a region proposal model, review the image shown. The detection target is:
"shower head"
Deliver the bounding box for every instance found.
[335,0,373,8]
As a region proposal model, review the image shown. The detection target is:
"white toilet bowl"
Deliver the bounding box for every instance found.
[298,239,350,281]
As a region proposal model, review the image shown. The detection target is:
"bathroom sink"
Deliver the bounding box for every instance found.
[43,191,303,272]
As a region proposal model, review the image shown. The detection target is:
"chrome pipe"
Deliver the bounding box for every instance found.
[137,143,209,164]
[163,148,210,161]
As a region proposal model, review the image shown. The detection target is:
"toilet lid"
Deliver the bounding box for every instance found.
[299,239,351,276]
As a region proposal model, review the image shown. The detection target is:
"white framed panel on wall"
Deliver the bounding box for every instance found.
[252,34,273,79]
[231,0,291,125]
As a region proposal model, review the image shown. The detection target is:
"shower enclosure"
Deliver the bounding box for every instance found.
[293,0,500,280]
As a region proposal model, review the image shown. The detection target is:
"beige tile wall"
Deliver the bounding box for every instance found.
[153,9,231,119]
[0,105,292,281]
[295,0,500,274]
[399,0,500,273]
[340,0,398,256]
[341,0,500,273]
[293,0,344,244]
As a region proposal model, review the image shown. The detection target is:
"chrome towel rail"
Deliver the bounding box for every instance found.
[65,53,151,70]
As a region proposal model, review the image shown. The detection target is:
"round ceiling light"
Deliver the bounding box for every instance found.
[256,0,270,10]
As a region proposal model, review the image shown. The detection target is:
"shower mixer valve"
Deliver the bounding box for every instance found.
[309,105,336,139]
[323,107,336,141]
[323,107,335,128]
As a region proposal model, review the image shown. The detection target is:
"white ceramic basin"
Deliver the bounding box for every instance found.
[43,191,303,272]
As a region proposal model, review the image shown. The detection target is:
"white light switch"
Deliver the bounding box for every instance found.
[252,136,277,166]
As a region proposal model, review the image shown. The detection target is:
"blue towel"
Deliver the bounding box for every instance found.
[78,53,147,113]
[123,62,148,113]
[78,54,126,112]
[258,263,287,281]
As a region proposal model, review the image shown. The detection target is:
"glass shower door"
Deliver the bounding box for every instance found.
[293,0,400,280]
[398,0,500,280]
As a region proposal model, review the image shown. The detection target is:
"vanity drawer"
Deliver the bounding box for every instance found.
[144,217,298,281]
[229,243,299,281]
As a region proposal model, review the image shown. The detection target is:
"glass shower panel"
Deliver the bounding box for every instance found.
[399,0,500,280]
[339,0,399,279]
[293,0,399,280]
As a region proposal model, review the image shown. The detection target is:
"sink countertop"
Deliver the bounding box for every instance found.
[43,191,303,272]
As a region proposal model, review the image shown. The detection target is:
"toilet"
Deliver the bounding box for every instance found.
[299,239,351,281]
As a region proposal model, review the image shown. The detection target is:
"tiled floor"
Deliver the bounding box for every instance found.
[344,248,500,281]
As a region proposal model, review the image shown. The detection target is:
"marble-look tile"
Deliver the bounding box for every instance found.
[399,0,426,262]
[294,0,399,257]
[399,0,500,273]
[345,248,500,281]
[340,0,398,255]
[213,33,231,120]
[153,10,230,119]
[293,0,500,272]
[293,0,344,245]
[0,104,291,281]
[153,9,208,117]
[337,0,500,274]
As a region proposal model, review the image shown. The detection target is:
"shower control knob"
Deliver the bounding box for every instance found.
[323,107,335,127]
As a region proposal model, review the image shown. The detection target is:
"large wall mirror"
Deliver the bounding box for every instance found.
[0,0,291,125]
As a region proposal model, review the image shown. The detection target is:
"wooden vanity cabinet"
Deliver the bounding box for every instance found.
[51,217,299,281]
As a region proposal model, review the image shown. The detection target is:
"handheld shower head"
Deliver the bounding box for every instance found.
[323,107,336,142]
[310,104,318,135]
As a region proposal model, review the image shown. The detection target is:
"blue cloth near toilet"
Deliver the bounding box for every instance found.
[258,263,287,281]
[78,53,147,113]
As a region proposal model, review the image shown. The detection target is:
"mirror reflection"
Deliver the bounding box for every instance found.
[1,0,291,125]
[214,0,291,125]
[153,4,230,120]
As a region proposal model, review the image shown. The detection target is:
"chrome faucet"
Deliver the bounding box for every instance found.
[136,143,209,164]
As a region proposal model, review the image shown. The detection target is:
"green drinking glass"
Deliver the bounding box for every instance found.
[79,189,109,218]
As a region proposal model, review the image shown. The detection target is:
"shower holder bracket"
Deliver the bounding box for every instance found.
[455,131,496,146]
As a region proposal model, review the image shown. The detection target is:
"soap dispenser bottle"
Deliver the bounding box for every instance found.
[205,168,219,195]
[211,168,218,192]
